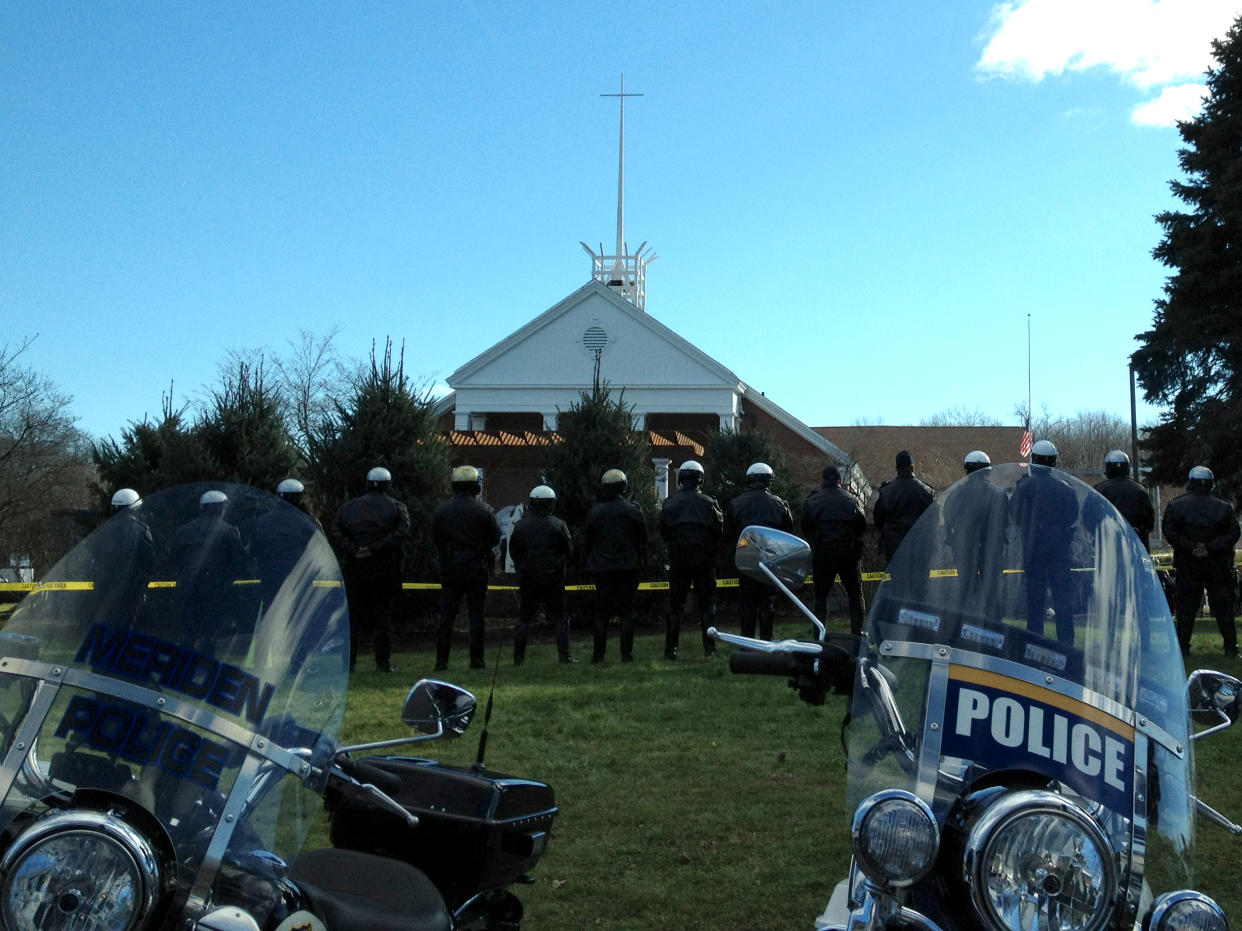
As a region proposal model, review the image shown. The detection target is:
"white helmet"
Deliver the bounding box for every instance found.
[963,450,991,474]
[745,462,774,487]
[111,488,140,511]
[529,484,557,512]
[1104,450,1130,478]
[601,468,628,493]
[366,466,392,484]
[451,464,482,494]
[1189,465,1215,491]
[200,490,228,508]
[1031,440,1058,467]
[276,478,305,496]
[677,460,705,487]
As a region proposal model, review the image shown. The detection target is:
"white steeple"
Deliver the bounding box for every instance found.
[581,75,657,312]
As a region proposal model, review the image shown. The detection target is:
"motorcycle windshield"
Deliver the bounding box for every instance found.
[0,483,349,900]
[850,462,1193,895]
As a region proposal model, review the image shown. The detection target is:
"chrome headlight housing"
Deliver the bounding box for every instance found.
[851,789,940,888]
[962,789,1116,931]
[0,808,161,931]
[1147,890,1228,931]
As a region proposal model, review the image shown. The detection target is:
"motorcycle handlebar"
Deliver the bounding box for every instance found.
[729,651,801,677]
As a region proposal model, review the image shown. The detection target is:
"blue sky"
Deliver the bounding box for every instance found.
[4,1,1239,442]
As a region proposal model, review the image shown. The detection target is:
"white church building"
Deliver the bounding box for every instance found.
[432,79,863,508]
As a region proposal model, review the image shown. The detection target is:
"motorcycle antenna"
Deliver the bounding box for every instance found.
[472,636,504,772]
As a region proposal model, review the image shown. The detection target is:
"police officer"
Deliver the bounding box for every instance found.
[94,488,154,629]
[431,465,501,670]
[176,490,251,651]
[1095,450,1155,551]
[801,465,867,633]
[660,460,723,660]
[251,479,322,674]
[510,485,575,664]
[725,462,793,640]
[1011,441,1078,643]
[944,451,1009,612]
[873,451,935,566]
[584,469,647,663]
[336,467,410,673]
[1163,465,1240,656]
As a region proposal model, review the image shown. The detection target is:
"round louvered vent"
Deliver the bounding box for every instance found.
[583,325,609,352]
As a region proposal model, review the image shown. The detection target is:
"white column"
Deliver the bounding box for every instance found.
[454,410,471,430]
[541,410,559,431]
[653,457,671,502]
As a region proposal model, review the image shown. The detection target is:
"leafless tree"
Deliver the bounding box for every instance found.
[1016,403,1131,474]
[0,337,94,576]
[270,327,348,460]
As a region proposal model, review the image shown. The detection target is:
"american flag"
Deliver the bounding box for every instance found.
[1019,429,1033,457]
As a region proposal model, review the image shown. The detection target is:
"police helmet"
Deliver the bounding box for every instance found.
[963,450,991,474]
[111,488,140,512]
[677,460,705,487]
[1189,465,1215,492]
[200,490,228,509]
[601,468,628,495]
[1104,450,1130,479]
[745,462,774,488]
[276,477,305,504]
[822,464,842,486]
[1031,440,1058,467]
[366,466,392,488]
[529,484,557,513]
[451,464,482,495]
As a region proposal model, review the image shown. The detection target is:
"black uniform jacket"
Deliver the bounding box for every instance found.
[509,512,573,575]
[431,493,501,577]
[873,474,934,556]
[1163,490,1240,572]
[1095,476,1155,543]
[660,487,723,572]
[801,485,866,561]
[584,495,646,573]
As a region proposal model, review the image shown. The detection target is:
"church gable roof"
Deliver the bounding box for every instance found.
[447,280,741,390]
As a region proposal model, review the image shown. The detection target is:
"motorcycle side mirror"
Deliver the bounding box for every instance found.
[732,526,825,641]
[734,526,812,588]
[1187,669,1242,740]
[402,678,478,739]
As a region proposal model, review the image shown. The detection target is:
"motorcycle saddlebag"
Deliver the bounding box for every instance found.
[328,755,557,893]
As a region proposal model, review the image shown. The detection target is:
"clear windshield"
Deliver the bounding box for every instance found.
[0,483,349,901]
[848,462,1193,893]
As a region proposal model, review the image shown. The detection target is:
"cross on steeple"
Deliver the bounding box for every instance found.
[581,75,657,311]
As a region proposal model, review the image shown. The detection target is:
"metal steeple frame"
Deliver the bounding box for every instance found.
[580,75,657,312]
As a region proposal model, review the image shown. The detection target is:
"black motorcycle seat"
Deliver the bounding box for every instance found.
[290,848,452,931]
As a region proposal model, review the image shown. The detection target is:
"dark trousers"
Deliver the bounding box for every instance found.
[1024,548,1075,644]
[737,575,776,640]
[593,570,640,660]
[347,572,400,669]
[812,557,865,634]
[515,571,570,660]
[666,566,716,657]
[438,576,488,667]
[1175,564,1237,653]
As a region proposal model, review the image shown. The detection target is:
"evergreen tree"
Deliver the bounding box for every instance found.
[92,386,214,501]
[308,339,450,575]
[538,384,656,547]
[705,427,803,523]
[197,355,300,490]
[1132,16,1242,499]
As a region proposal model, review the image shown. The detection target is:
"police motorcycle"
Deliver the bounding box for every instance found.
[712,462,1240,931]
[0,482,555,931]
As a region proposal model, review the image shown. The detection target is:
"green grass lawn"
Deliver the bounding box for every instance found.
[342,615,1242,930]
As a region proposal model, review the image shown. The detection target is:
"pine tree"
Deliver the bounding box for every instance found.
[1132,15,1242,499]
[538,384,655,543]
[308,339,450,575]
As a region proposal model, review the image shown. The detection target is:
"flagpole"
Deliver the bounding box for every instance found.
[1020,314,1033,461]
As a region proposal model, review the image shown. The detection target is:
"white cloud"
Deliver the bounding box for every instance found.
[977,0,1241,124]
[1131,82,1210,124]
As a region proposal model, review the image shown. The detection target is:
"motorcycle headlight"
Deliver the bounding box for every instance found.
[1147,890,1228,931]
[851,789,939,888]
[0,809,161,931]
[963,789,1115,931]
